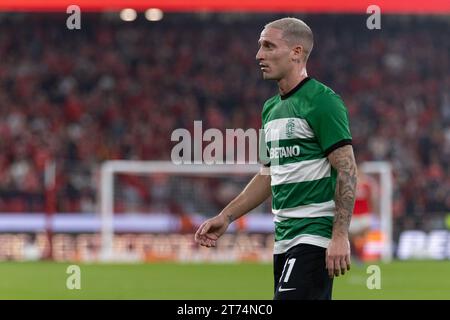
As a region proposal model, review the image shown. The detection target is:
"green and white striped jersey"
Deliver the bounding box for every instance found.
[262,77,352,254]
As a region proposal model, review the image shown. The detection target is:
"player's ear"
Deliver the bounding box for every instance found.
[291,45,303,63]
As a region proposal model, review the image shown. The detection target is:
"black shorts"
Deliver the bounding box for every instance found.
[273,243,333,300]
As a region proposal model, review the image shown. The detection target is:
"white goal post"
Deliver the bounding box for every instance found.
[360,161,393,263]
[99,161,392,262]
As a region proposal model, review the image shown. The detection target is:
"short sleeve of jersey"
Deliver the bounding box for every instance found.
[307,92,352,156]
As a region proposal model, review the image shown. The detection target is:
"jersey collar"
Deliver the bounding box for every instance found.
[280,77,311,100]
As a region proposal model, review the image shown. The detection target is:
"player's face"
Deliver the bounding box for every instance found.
[256,27,293,80]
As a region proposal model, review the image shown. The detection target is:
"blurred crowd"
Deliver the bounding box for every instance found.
[0,14,449,226]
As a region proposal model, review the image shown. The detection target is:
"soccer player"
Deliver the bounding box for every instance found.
[194,17,357,300]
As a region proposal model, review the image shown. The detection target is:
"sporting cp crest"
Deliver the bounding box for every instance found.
[286,119,295,138]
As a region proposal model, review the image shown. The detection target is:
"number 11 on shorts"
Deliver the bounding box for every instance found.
[281,258,296,283]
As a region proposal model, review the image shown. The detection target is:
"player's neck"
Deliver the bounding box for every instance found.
[278,69,308,96]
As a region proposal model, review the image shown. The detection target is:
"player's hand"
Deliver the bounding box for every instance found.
[326,235,351,278]
[194,214,230,248]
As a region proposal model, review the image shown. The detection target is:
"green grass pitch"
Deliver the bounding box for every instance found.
[0,260,449,299]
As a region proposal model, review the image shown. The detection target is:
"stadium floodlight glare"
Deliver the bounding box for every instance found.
[120,8,137,22]
[145,8,163,21]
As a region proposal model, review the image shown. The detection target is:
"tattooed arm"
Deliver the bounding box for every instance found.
[326,144,358,277]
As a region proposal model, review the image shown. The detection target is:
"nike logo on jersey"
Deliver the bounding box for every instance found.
[278,287,296,292]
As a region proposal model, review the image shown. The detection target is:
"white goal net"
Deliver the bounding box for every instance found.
[98,161,392,262]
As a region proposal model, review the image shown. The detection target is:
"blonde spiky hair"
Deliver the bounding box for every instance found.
[265,17,314,62]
